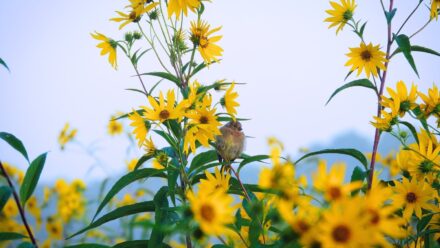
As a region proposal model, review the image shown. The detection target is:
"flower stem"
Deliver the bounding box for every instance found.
[0,161,38,247]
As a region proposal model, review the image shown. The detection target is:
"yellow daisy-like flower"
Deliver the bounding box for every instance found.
[345,42,387,78]
[91,32,117,69]
[187,190,235,236]
[382,80,418,117]
[128,110,149,147]
[58,123,77,150]
[190,20,224,64]
[107,118,123,136]
[143,90,184,123]
[371,110,396,132]
[319,198,371,248]
[199,167,231,195]
[431,0,440,20]
[406,138,440,179]
[220,83,240,120]
[391,177,438,221]
[46,217,63,240]
[324,0,357,34]
[144,137,157,156]
[111,1,159,29]
[419,84,440,116]
[183,125,212,154]
[312,161,362,202]
[167,0,201,20]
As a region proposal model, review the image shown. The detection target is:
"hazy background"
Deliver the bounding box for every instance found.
[0,0,439,182]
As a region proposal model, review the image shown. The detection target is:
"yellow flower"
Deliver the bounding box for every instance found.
[371,110,396,131]
[27,196,42,230]
[190,20,223,64]
[167,0,201,19]
[3,199,19,217]
[391,177,438,221]
[111,1,159,29]
[199,167,231,195]
[91,32,117,69]
[319,198,371,248]
[419,84,440,116]
[152,151,169,169]
[382,81,418,117]
[220,83,240,120]
[108,118,123,136]
[431,0,440,20]
[405,138,440,180]
[117,194,136,207]
[345,42,387,78]
[312,161,362,202]
[324,0,357,34]
[144,137,157,156]
[187,190,235,236]
[126,158,138,171]
[259,163,296,191]
[184,125,212,154]
[46,217,63,240]
[58,123,77,150]
[143,90,184,122]
[128,110,149,147]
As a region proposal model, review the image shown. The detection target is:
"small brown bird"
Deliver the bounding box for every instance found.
[215,121,245,170]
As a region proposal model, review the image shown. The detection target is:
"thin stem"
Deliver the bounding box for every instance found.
[0,161,38,247]
[394,0,423,39]
[368,0,395,190]
[410,19,432,39]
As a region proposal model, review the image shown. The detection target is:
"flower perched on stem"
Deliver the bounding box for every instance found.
[199,167,231,195]
[108,116,123,136]
[190,20,223,64]
[91,32,118,69]
[167,0,201,20]
[325,0,357,34]
[220,83,240,120]
[382,81,418,117]
[345,42,387,78]
[143,90,184,123]
[431,0,440,20]
[128,110,149,147]
[419,84,440,116]
[58,123,77,150]
[111,0,159,29]
[187,190,235,236]
[391,177,438,221]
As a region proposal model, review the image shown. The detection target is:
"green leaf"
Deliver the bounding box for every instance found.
[114,240,171,248]
[20,153,47,205]
[295,148,368,170]
[0,186,12,212]
[149,187,169,247]
[399,121,420,144]
[164,120,182,139]
[326,79,376,105]
[189,150,219,173]
[167,167,179,206]
[153,130,178,150]
[391,45,440,59]
[125,88,148,97]
[65,244,110,248]
[350,166,366,196]
[395,34,419,77]
[114,109,144,120]
[139,72,180,86]
[418,213,433,233]
[249,218,261,246]
[134,154,154,170]
[0,132,30,163]
[237,155,270,173]
[359,22,367,37]
[0,232,27,241]
[385,8,397,24]
[92,168,166,221]
[0,58,10,72]
[68,201,155,239]
[17,242,35,248]
[411,106,430,134]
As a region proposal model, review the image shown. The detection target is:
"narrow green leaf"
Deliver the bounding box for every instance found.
[395,34,419,77]
[399,121,420,144]
[167,167,179,206]
[0,132,29,163]
[134,154,154,170]
[326,79,376,105]
[295,148,368,170]
[68,201,155,239]
[359,22,367,37]
[0,232,27,241]
[148,79,164,95]
[412,106,430,134]
[189,150,219,173]
[20,153,47,205]
[385,8,397,24]
[140,72,180,86]
[153,130,178,150]
[17,242,35,248]
[237,154,270,173]
[65,244,110,248]
[125,88,148,97]
[0,58,10,72]
[0,186,12,212]
[350,166,366,183]
[391,45,440,59]
[149,187,169,247]
[114,240,171,248]
[92,168,166,221]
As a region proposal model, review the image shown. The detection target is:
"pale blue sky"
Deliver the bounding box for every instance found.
[0,0,439,182]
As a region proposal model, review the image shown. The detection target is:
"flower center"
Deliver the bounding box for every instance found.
[159,110,170,120]
[360,50,372,62]
[406,192,417,203]
[368,209,380,225]
[200,204,215,222]
[343,10,353,21]
[200,116,209,124]
[328,186,342,200]
[296,220,310,233]
[332,225,351,243]
[419,160,434,173]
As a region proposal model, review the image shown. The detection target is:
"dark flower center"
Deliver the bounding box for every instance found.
[328,186,342,200]
[297,220,310,233]
[332,225,351,243]
[368,209,380,225]
[200,116,209,124]
[406,192,417,203]
[159,110,170,120]
[200,204,215,222]
[361,50,372,62]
